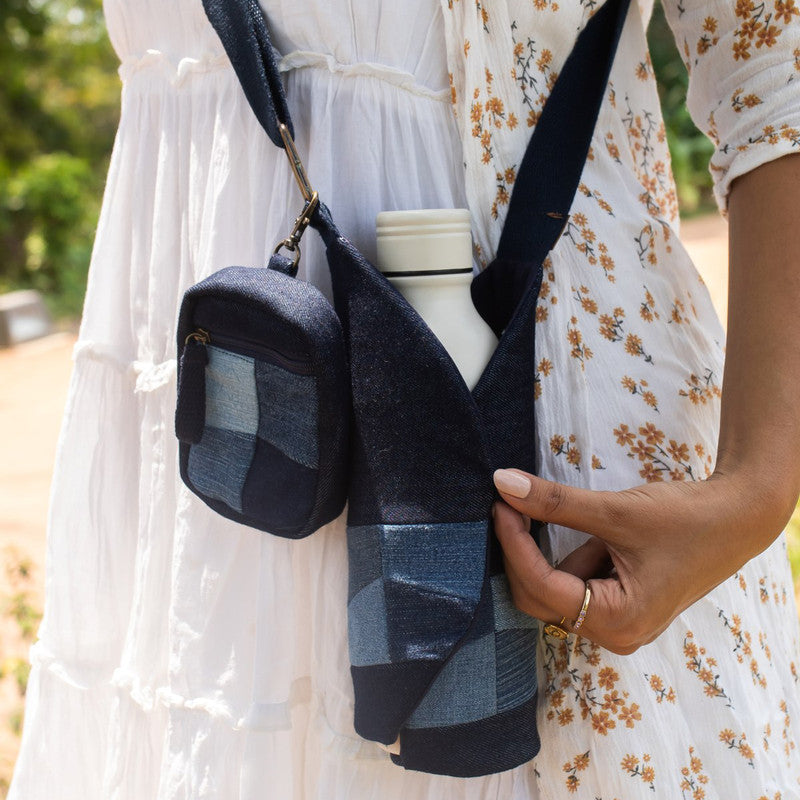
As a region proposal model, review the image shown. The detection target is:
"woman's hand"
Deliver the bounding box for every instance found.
[492,153,800,655]
[491,466,795,655]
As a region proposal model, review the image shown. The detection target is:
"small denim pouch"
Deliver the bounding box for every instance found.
[175,259,349,538]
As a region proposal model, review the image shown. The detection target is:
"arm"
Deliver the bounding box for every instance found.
[493,152,800,654]
[717,152,800,533]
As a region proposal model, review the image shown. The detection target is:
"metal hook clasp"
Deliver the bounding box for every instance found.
[274,124,318,268]
[279,123,315,203]
[273,193,319,268]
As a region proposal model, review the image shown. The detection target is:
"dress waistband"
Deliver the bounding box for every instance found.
[118,47,449,101]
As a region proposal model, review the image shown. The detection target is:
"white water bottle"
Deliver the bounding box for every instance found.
[375,209,498,390]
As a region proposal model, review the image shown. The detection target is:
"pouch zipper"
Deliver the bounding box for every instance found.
[186,328,313,375]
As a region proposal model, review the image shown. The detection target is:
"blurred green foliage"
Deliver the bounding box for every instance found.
[0,0,119,319]
[0,0,719,322]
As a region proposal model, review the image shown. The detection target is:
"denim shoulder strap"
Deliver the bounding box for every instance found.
[473,0,631,335]
[202,0,294,147]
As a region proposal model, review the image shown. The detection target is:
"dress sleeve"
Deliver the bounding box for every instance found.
[660,0,800,214]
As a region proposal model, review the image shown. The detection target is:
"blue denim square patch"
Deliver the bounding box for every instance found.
[187,426,257,512]
[205,346,259,435]
[405,633,497,728]
[255,361,318,469]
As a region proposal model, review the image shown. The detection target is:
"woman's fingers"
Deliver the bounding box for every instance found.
[557,536,613,581]
[493,468,630,545]
[493,500,641,654]
[492,501,587,622]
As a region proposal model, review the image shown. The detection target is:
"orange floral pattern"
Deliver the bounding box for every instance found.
[549,433,583,470]
[661,0,800,211]
[620,752,656,789]
[645,673,676,704]
[718,610,769,688]
[567,316,594,369]
[562,751,591,793]
[719,728,756,767]
[684,631,733,705]
[614,422,703,481]
[678,368,722,405]
[564,212,616,282]
[679,747,710,798]
[542,637,643,737]
[621,375,659,411]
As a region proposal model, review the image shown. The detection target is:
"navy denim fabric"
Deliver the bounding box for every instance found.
[202,0,293,148]
[188,427,255,512]
[255,360,319,469]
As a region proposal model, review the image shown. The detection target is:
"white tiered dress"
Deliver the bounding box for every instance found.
[10,0,800,797]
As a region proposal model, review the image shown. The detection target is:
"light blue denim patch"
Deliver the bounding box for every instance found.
[205,346,259,435]
[491,574,538,630]
[495,629,537,713]
[255,361,318,469]
[188,426,256,512]
[405,633,497,728]
[348,578,390,667]
[380,521,487,601]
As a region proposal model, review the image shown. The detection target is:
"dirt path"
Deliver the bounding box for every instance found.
[0,213,731,790]
[0,331,76,596]
[0,330,76,791]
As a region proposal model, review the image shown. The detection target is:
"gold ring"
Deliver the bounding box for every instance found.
[543,617,570,639]
[571,582,592,632]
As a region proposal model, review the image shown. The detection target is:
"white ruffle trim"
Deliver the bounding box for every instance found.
[117,46,449,101]
[278,50,450,101]
[118,48,230,85]
[72,341,176,394]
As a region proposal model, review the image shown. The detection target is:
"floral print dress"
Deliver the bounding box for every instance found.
[9,0,800,798]
[443,0,800,795]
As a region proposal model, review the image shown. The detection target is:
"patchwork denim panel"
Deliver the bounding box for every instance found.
[385,580,477,662]
[347,524,383,603]
[348,578,391,667]
[491,574,538,631]
[255,360,318,469]
[240,437,316,532]
[470,579,496,640]
[380,522,487,600]
[187,426,256,512]
[495,629,537,713]
[405,633,497,729]
[371,521,488,662]
[205,346,259,435]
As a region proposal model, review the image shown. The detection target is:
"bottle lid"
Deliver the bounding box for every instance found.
[375,208,472,275]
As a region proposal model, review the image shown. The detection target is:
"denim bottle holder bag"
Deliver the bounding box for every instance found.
[192,0,632,777]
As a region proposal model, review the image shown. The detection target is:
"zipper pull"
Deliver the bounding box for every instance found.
[175,329,209,444]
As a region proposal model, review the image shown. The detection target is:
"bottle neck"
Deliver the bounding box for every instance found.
[375,208,473,276]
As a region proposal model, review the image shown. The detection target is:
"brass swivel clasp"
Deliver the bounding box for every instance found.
[274,123,319,268]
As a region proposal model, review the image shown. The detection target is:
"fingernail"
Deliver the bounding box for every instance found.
[493,469,531,498]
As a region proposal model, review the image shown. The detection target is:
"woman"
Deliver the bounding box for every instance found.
[10,0,800,797]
